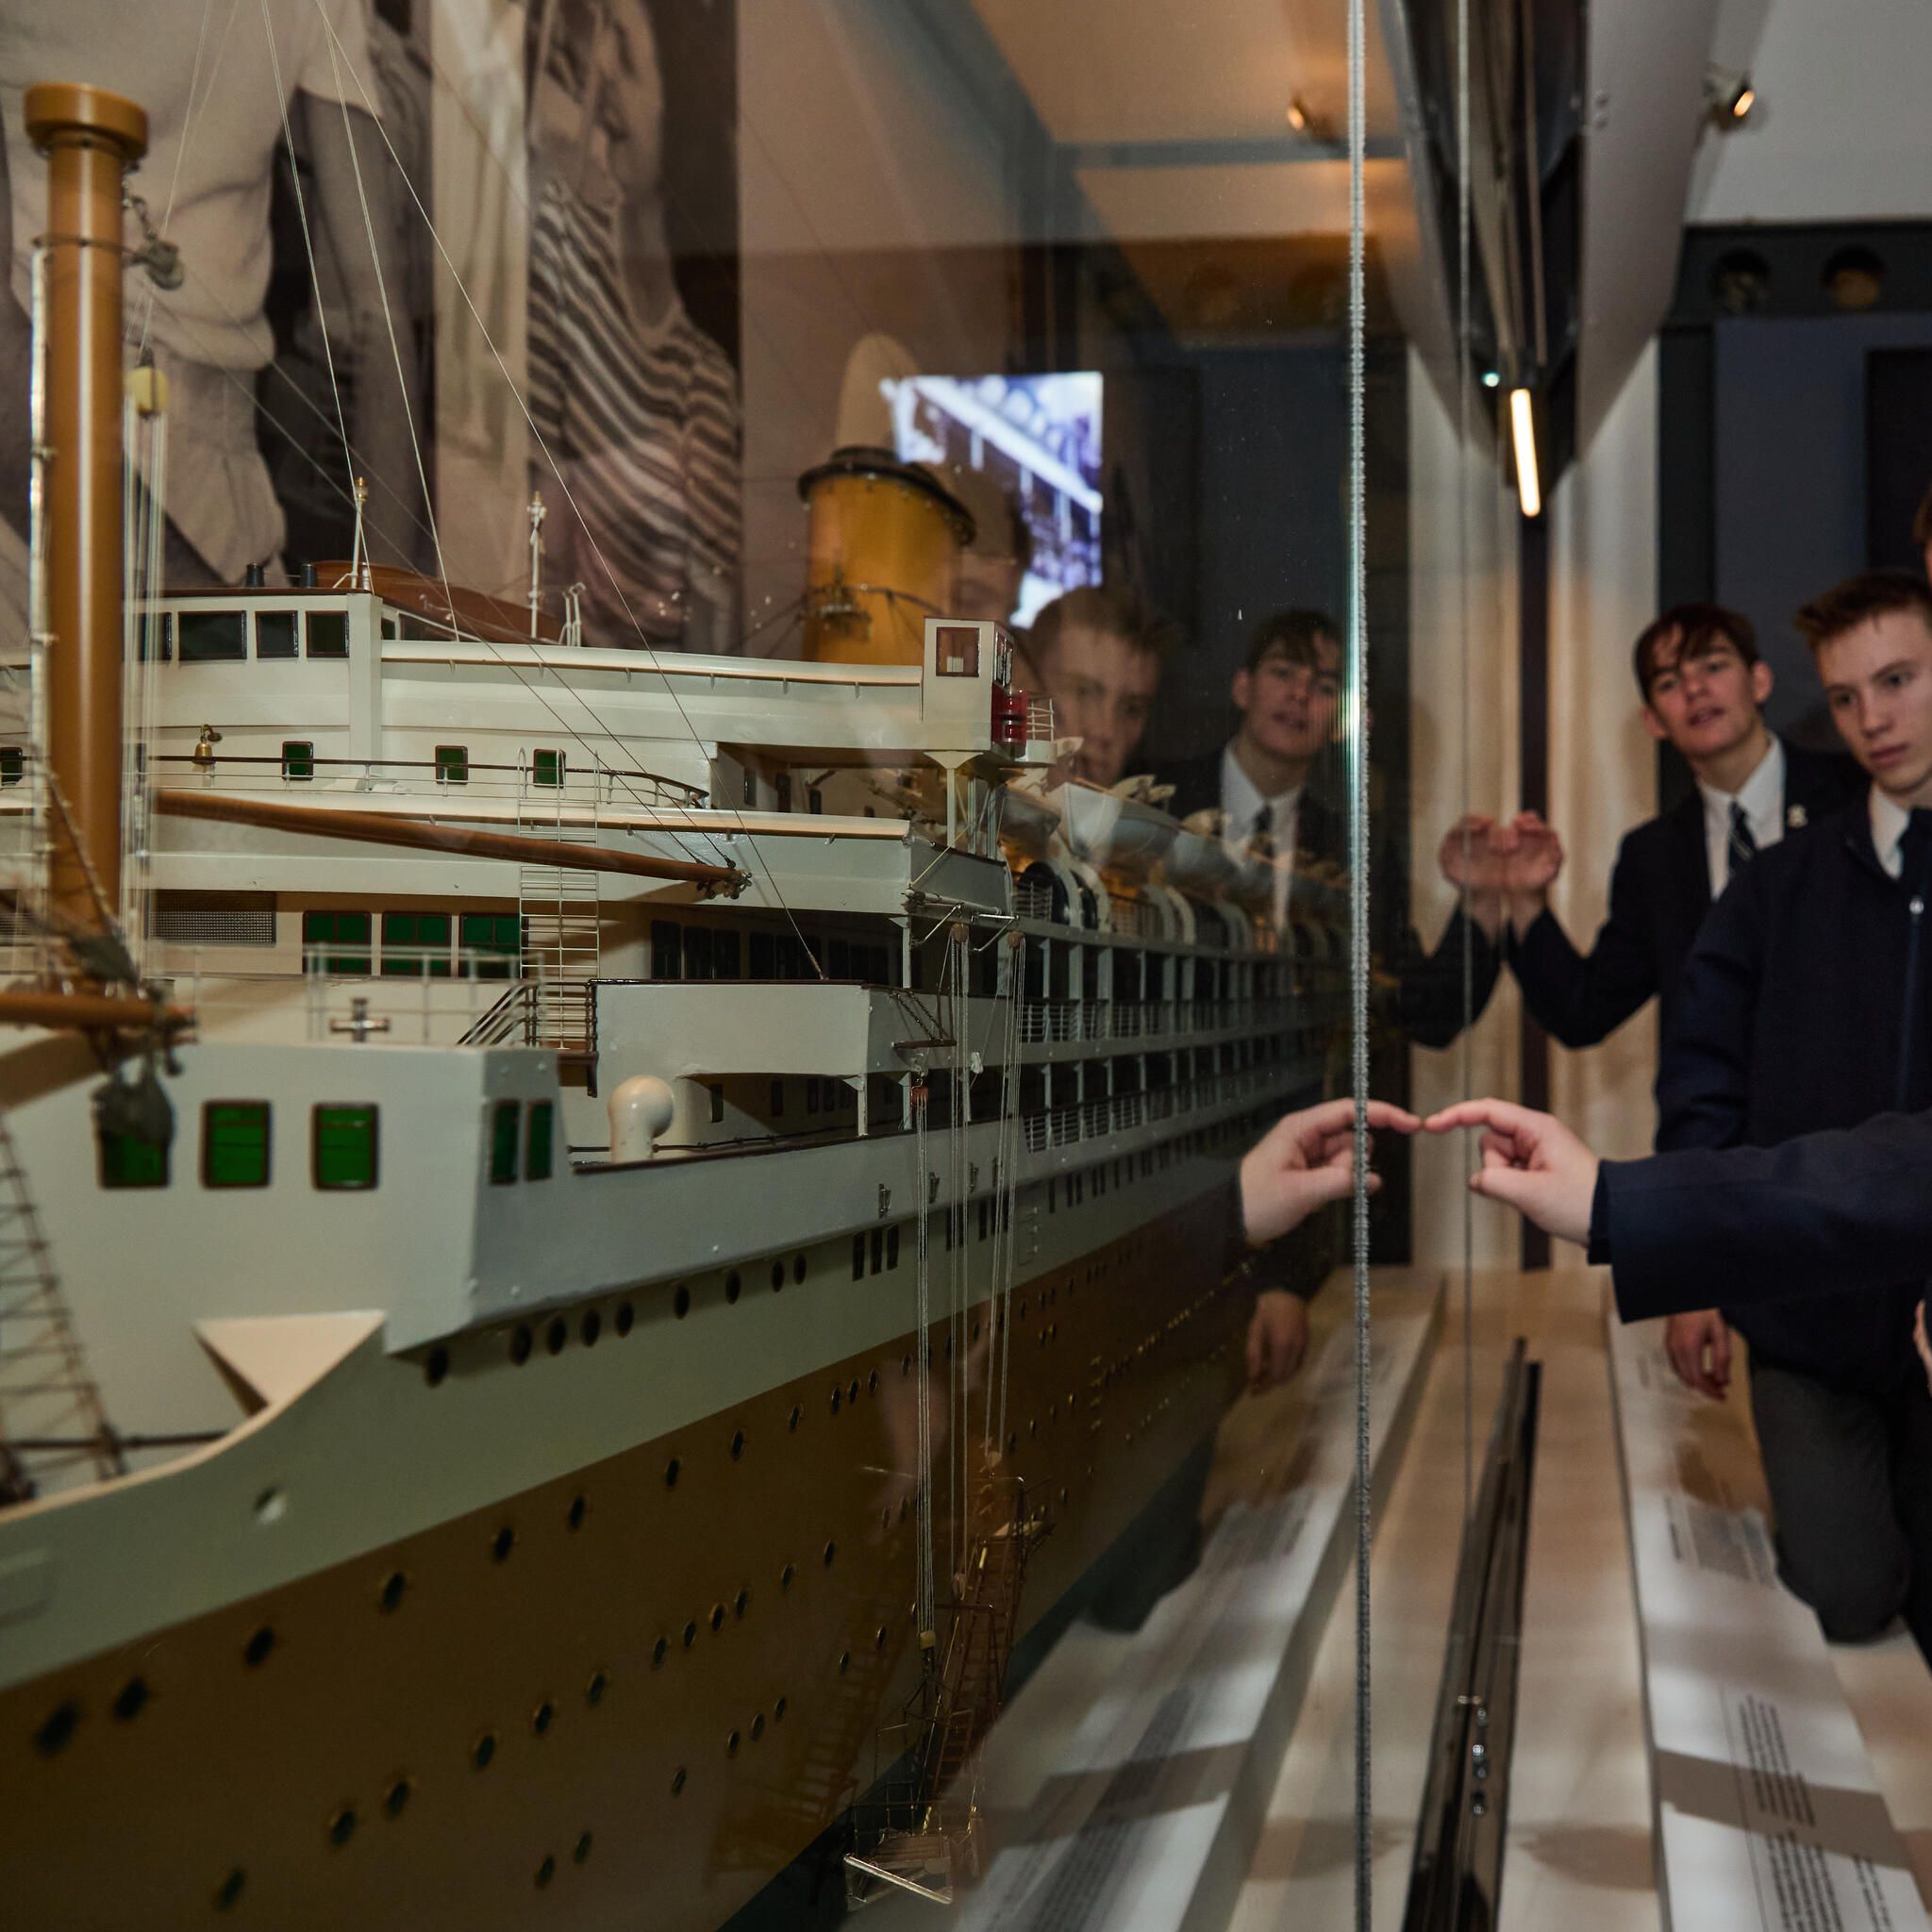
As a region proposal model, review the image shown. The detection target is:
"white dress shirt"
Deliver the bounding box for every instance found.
[1697,737,1786,893]
[1221,746,1301,929]
[1871,786,1912,881]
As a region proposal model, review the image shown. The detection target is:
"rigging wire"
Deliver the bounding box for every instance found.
[258,0,358,520]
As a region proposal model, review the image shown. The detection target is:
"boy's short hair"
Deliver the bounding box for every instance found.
[1031,585,1177,664]
[1795,570,1932,653]
[1631,604,1758,701]
[1244,608,1339,675]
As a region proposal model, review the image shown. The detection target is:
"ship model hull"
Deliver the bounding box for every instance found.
[3,1164,1252,1930]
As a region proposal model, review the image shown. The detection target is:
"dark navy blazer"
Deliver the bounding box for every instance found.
[1510,739,1860,1050]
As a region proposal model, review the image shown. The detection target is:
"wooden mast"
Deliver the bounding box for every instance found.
[25,84,148,934]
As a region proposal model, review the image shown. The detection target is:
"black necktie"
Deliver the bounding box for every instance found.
[1901,808,1932,891]
[1246,803,1275,862]
[1725,801,1757,883]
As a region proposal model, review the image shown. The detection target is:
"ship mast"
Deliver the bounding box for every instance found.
[25,84,147,939]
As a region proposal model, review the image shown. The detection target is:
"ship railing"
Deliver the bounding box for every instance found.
[1080,1099,1109,1137]
[1012,876,1057,922]
[1024,695,1056,741]
[1022,1114,1049,1154]
[1078,1005,1108,1041]
[171,948,523,1045]
[1113,1003,1141,1039]
[1049,1106,1079,1147]
[1019,1002,1048,1045]
[153,752,706,812]
[1114,1094,1145,1131]
[1147,1091,1175,1123]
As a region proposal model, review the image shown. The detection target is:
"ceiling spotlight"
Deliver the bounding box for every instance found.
[1703,65,1757,126]
[1480,370,1501,390]
[1285,97,1308,133]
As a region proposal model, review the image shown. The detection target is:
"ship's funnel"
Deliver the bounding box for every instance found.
[797,447,973,667]
[25,83,148,934]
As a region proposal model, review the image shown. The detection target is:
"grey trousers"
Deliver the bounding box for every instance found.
[1748,1355,1932,1664]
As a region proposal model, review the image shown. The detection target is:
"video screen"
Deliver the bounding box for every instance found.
[883,372,1104,627]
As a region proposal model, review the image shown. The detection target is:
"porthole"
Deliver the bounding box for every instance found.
[581,1308,602,1348]
[509,1324,533,1365]
[535,1855,556,1889]
[379,1571,408,1613]
[532,1700,555,1737]
[671,1767,688,1796]
[837,1651,851,1676]
[874,1625,887,1650]
[586,1670,608,1707]
[682,1620,698,1649]
[751,1712,766,1741]
[425,1346,450,1388]
[491,1525,515,1563]
[112,1677,148,1723]
[724,1271,741,1304]
[473,1731,498,1770]
[214,1868,246,1911]
[384,1779,412,1819]
[823,1539,837,1568]
[788,1404,802,1431]
[615,1302,635,1338]
[734,1588,750,1619]
[770,1260,785,1292]
[574,1832,593,1866]
[709,1603,726,1634]
[774,1697,788,1723]
[730,1428,746,1460]
[652,1636,669,1669]
[327,1807,357,1848]
[779,1563,796,1591]
[244,1626,275,1667]
[545,1317,567,1357]
[674,1285,691,1320]
[665,1456,681,1489]
[725,1729,741,1757]
[828,1386,841,1416]
[567,1493,587,1531]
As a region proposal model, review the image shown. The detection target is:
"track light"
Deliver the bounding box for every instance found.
[1703,65,1757,126]
[1509,387,1541,520]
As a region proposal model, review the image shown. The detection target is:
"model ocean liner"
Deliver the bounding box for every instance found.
[0,84,1346,1928]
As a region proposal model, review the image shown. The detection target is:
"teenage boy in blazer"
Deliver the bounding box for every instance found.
[1503,604,1859,1056]
[1657,571,1932,1665]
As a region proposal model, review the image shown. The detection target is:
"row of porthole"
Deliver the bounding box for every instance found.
[420,1247,819,1388]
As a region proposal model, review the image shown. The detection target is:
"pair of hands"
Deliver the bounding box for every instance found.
[1237,1094,1605,1391]
[1240,1093,1601,1255]
[1436,812,1567,938]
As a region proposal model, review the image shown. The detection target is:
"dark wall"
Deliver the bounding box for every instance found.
[1712,311,1932,747]
[1141,341,1351,769]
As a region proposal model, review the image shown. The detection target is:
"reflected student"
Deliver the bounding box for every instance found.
[1029,586,1172,789]
[1165,609,1504,1047]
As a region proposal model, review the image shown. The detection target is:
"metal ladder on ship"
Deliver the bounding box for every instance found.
[0,1107,119,1501]
[516,759,601,1060]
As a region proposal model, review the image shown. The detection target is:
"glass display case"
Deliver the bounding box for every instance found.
[2,3,1930,1929]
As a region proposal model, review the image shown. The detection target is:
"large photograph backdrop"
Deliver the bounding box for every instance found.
[0,0,741,652]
